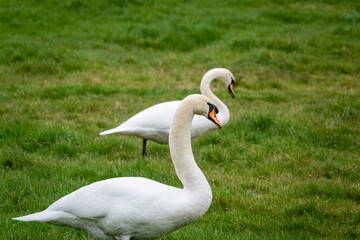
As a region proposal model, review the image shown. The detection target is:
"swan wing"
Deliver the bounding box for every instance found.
[45,177,181,220]
[100,101,181,143]
[190,115,217,138]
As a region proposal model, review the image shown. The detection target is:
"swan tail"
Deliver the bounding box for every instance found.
[13,210,74,223]
[99,127,120,136]
[99,126,137,136]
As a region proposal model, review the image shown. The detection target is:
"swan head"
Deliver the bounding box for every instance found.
[207,102,221,128]
[202,68,236,98]
[184,94,222,128]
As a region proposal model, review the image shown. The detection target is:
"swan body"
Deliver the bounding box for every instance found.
[13,94,222,240]
[100,68,235,156]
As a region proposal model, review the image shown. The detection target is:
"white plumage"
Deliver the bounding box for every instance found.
[13,94,222,240]
[99,68,235,156]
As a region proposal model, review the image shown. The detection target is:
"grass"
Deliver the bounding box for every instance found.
[1,0,359,239]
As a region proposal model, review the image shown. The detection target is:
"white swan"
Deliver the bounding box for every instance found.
[13,94,222,240]
[100,68,235,157]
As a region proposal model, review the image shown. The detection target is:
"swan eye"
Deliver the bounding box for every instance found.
[207,102,219,114]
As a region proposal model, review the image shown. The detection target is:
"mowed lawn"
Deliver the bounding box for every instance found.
[1,0,359,239]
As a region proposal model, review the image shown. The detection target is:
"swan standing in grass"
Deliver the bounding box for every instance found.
[100,68,235,157]
[13,94,222,240]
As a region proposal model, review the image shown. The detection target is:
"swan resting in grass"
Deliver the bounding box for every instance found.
[13,94,222,240]
[100,68,235,157]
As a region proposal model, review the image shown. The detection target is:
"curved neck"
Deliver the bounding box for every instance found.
[200,72,230,125]
[169,103,210,193]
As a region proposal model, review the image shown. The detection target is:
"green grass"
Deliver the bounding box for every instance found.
[1,0,359,239]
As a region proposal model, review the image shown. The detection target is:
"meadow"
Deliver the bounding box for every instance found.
[1,0,359,239]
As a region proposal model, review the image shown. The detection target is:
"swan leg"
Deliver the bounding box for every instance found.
[142,139,147,158]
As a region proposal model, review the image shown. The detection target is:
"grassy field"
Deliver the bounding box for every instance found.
[1,0,359,239]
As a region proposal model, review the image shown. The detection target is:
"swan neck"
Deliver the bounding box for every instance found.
[200,72,230,124]
[169,103,210,192]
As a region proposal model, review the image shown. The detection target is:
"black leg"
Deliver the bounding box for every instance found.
[142,139,147,158]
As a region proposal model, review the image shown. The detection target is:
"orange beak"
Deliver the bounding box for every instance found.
[208,109,222,128]
[228,83,235,98]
